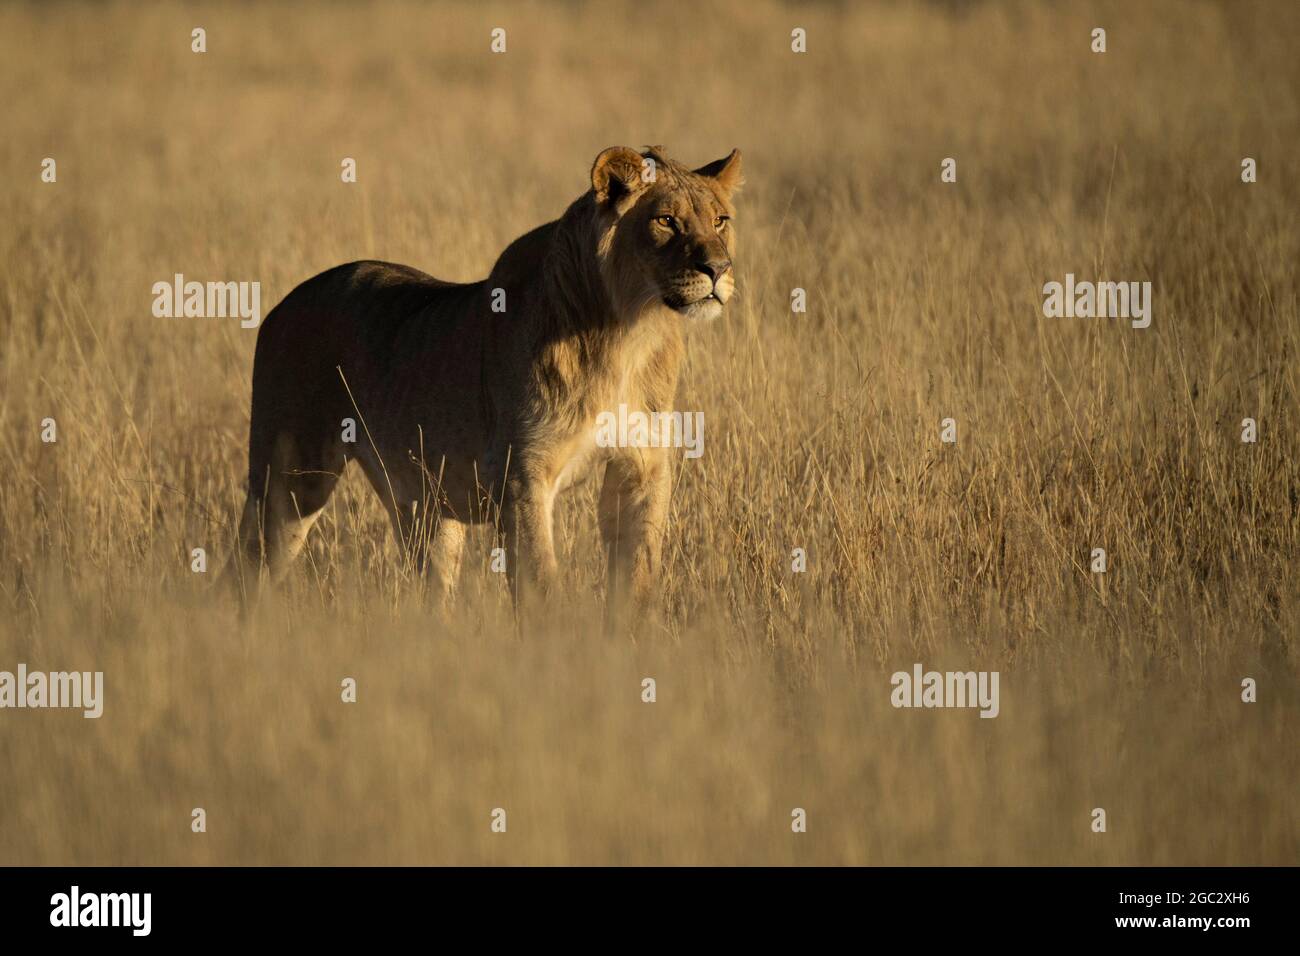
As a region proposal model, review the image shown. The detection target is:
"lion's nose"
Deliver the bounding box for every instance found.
[696,258,732,283]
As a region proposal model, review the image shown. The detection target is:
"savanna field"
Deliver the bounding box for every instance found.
[0,0,1296,864]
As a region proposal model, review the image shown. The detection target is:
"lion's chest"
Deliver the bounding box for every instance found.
[545,390,652,497]
[537,322,678,497]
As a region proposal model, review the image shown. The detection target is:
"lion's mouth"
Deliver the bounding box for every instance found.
[663,292,725,322]
[664,292,719,312]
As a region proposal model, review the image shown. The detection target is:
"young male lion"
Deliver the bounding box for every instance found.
[231,146,742,610]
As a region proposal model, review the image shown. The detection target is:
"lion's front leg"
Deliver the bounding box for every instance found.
[598,450,671,618]
[500,475,559,607]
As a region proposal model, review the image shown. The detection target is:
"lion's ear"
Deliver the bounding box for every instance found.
[695,149,743,194]
[591,147,648,207]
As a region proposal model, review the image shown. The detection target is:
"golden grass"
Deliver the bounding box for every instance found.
[1,0,1296,864]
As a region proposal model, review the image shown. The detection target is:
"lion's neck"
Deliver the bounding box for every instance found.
[539,197,619,333]
[487,197,683,408]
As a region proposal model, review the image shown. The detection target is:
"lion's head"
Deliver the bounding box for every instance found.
[590,145,743,323]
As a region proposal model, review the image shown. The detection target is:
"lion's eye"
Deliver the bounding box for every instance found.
[713,215,729,230]
[654,215,676,229]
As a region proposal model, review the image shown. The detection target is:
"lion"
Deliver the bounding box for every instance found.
[230,145,742,610]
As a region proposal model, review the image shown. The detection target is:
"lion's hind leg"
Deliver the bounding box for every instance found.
[229,432,346,604]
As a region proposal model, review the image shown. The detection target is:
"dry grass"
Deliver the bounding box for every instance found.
[1,0,1296,865]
